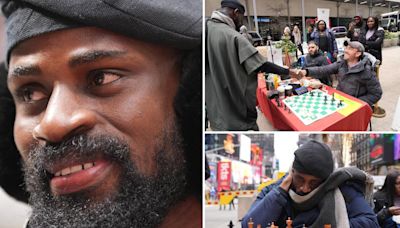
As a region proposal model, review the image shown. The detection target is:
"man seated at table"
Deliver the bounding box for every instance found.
[241,140,379,228]
[298,41,382,107]
[300,40,330,85]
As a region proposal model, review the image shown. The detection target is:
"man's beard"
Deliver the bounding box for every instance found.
[23,125,188,227]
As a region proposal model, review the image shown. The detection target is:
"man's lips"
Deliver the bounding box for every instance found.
[50,160,114,196]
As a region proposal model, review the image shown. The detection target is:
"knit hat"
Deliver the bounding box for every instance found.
[0,0,202,65]
[293,140,334,180]
[221,0,245,13]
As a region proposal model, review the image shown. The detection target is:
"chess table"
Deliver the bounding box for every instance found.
[257,75,373,131]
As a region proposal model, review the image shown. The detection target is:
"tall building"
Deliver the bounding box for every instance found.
[351,134,371,172]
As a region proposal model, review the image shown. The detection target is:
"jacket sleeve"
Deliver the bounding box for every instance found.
[306,61,340,80]
[357,69,382,106]
[310,31,317,40]
[341,185,380,228]
[241,187,289,228]
[365,29,384,50]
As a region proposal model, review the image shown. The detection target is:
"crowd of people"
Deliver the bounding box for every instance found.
[206,0,386,131]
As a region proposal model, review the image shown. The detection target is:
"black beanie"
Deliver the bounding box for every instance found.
[221,0,245,14]
[292,140,334,180]
[0,0,202,65]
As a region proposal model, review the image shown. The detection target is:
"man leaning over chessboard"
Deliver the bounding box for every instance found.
[241,140,379,228]
[297,41,382,108]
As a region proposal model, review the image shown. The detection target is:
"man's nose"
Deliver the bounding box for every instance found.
[33,85,96,144]
[300,183,311,193]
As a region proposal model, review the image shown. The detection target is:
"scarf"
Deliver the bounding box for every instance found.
[289,167,370,228]
[210,11,236,30]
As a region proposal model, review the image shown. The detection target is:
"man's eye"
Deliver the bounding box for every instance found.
[20,87,47,102]
[89,71,121,86]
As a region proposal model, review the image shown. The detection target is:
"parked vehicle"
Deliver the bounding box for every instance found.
[248,31,263,46]
[381,11,400,32]
[331,26,348,38]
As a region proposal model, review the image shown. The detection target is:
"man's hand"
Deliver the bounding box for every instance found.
[289,69,302,80]
[333,53,338,59]
[298,69,307,78]
[389,206,400,215]
[279,171,293,192]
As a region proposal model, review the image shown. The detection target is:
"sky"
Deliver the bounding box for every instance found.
[274,132,300,172]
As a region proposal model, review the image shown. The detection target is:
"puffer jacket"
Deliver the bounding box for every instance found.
[306,55,382,107]
[359,27,385,62]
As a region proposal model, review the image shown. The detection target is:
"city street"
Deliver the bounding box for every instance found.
[258,45,400,131]
[205,204,241,228]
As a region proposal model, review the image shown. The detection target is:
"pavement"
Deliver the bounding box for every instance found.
[204,204,241,228]
[0,188,31,228]
[258,45,400,131]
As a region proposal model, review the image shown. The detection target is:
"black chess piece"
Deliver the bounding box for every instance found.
[310,91,314,97]
[317,92,320,97]
[339,100,343,106]
[284,104,287,110]
[228,221,234,228]
[288,108,291,114]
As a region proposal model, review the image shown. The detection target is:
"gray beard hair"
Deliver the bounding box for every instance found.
[23,126,187,228]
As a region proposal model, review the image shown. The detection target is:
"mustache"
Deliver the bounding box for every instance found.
[24,134,130,193]
[28,135,129,167]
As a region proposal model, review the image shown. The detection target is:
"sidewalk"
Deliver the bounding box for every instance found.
[205,204,241,228]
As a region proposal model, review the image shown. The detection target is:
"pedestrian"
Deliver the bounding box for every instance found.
[359,16,385,63]
[241,140,379,228]
[206,0,299,131]
[348,16,365,41]
[292,25,304,58]
[310,20,338,62]
[298,41,382,107]
[373,170,400,227]
[240,25,253,44]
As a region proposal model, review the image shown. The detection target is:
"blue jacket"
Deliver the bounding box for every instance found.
[241,175,379,228]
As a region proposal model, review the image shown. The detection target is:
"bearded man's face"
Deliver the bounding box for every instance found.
[7,27,188,227]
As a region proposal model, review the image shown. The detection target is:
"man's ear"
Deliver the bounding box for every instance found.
[356,52,362,59]
[233,8,240,16]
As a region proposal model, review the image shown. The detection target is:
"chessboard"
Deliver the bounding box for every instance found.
[282,89,347,125]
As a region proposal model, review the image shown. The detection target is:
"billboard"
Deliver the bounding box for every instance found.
[370,134,395,165]
[217,161,231,192]
[240,134,251,162]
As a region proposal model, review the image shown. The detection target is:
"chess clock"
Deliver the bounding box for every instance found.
[293,86,308,96]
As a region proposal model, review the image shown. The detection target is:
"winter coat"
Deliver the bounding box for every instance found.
[359,27,385,62]
[373,190,397,227]
[306,55,382,107]
[241,174,379,228]
[310,29,338,55]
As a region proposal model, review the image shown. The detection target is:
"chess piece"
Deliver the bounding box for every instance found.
[324,225,331,228]
[332,93,335,99]
[339,100,343,106]
[228,220,234,228]
[289,108,291,114]
[331,99,334,105]
[310,91,314,96]
[286,217,293,228]
[256,225,261,228]
[248,218,254,228]
[317,92,320,97]
[284,104,287,110]
[302,225,307,228]
[270,222,277,228]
